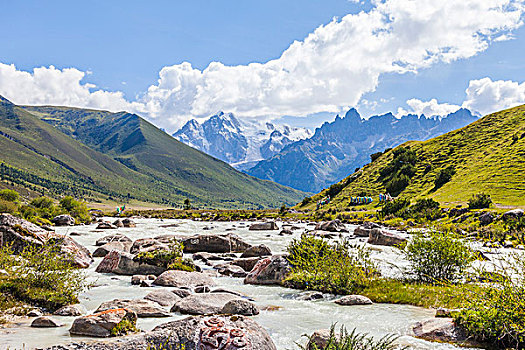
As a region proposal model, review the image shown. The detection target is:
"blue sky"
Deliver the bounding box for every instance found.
[1,0,524,131]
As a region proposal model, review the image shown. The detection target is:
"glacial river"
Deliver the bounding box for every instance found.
[0,218,473,350]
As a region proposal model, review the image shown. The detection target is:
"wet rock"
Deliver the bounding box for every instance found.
[95,299,170,318]
[171,288,192,298]
[52,215,75,226]
[144,290,181,308]
[27,309,43,317]
[112,219,124,228]
[130,236,176,254]
[478,212,495,226]
[97,222,117,230]
[315,220,348,232]
[297,291,324,301]
[93,241,132,257]
[367,228,406,247]
[182,233,252,254]
[307,329,337,350]
[244,255,291,286]
[354,226,371,237]
[334,295,373,306]
[95,234,132,246]
[435,307,461,318]
[279,229,293,235]
[249,222,279,231]
[194,285,211,293]
[122,218,136,228]
[96,250,166,276]
[233,257,260,272]
[215,263,248,278]
[171,293,239,315]
[221,299,259,316]
[153,270,216,288]
[54,304,88,316]
[31,316,63,328]
[241,244,271,258]
[69,308,138,337]
[412,318,467,344]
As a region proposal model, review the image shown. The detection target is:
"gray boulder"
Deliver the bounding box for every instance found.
[233,257,260,272]
[122,218,136,228]
[171,293,239,315]
[69,308,138,337]
[31,316,63,328]
[214,263,248,278]
[249,222,279,231]
[172,288,192,298]
[367,228,406,246]
[48,235,94,268]
[307,329,336,350]
[144,289,181,308]
[95,233,132,246]
[54,304,87,316]
[244,255,291,286]
[241,244,271,258]
[0,213,46,253]
[52,215,75,226]
[153,270,216,288]
[354,226,371,237]
[93,241,132,257]
[97,222,118,230]
[112,219,124,228]
[182,233,252,253]
[95,299,170,318]
[412,318,467,344]
[315,220,348,232]
[221,299,259,316]
[478,212,495,226]
[334,295,373,306]
[503,209,524,220]
[95,250,166,276]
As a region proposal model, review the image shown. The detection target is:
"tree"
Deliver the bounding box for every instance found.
[183,198,191,210]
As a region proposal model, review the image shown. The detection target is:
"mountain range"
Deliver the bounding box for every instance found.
[246,108,478,192]
[0,95,305,209]
[302,104,525,208]
[173,112,312,171]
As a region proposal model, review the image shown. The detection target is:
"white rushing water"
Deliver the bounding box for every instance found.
[0,218,473,350]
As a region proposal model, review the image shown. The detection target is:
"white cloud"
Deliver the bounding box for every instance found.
[397,98,461,117]
[0,0,524,130]
[462,77,525,115]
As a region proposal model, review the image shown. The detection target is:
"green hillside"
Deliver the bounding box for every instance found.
[0,97,304,208]
[303,104,525,209]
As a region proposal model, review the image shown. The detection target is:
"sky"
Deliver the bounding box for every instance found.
[0,0,524,132]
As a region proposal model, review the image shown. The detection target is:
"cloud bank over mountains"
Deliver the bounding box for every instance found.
[0,0,524,130]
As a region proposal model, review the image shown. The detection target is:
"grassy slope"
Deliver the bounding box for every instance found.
[304,104,525,208]
[18,104,304,208]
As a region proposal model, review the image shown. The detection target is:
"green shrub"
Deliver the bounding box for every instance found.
[410,198,441,221]
[59,196,90,223]
[370,151,383,162]
[0,189,19,202]
[455,253,525,348]
[434,166,456,188]
[285,235,377,294]
[135,240,185,269]
[0,242,88,310]
[167,257,196,272]
[300,324,402,350]
[467,193,492,209]
[0,199,17,214]
[110,317,139,336]
[301,196,312,206]
[404,231,474,284]
[380,198,410,218]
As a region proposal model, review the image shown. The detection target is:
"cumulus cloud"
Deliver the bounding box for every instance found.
[397,98,461,117]
[0,0,524,130]
[462,77,525,115]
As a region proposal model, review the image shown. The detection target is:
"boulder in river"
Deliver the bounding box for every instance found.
[52,215,75,226]
[31,316,63,328]
[249,222,278,231]
[244,255,291,286]
[334,295,373,306]
[241,244,271,258]
[95,299,170,318]
[69,308,138,337]
[221,299,259,316]
[307,329,337,350]
[144,289,181,308]
[54,304,88,316]
[97,222,118,230]
[315,220,348,232]
[233,257,260,272]
[367,228,406,247]
[171,293,239,315]
[122,218,136,228]
[96,233,132,246]
[96,250,166,276]
[93,241,133,257]
[47,315,277,349]
[153,270,216,289]
[182,233,252,253]
[0,213,46,253]
[214,263,248,278]
[48,235,94,268]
